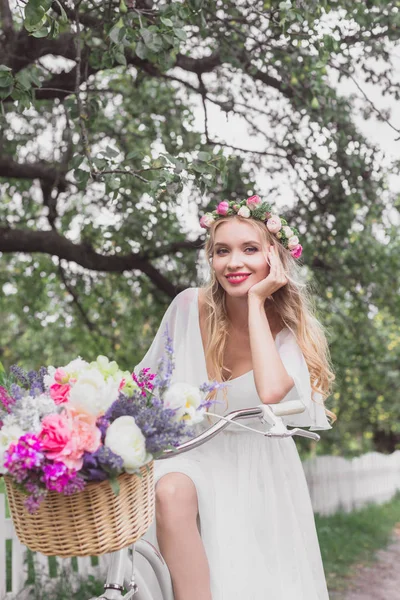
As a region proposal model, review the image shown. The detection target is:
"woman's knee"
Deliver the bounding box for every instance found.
[155,473,198,524]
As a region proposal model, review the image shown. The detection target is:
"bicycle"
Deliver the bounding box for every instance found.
[89,400,320,600]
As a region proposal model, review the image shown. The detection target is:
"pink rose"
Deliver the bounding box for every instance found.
[288,235,299,250]
[216,201,229,216]
[39,409,101,470]
[266,215,282,233]
[39,413,73,455]
[290,244,303,259]
[49,383,70,405]
[233,204,240,212]
[246,195,262,209]
[200,213,215,229]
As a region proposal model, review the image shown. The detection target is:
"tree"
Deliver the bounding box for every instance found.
[0,0,399,454]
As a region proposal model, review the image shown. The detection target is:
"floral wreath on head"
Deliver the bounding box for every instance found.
[199,195,303,259]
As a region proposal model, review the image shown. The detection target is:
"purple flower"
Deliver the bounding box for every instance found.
[0,386,15,413]
[42,462,75,493]
[81,446,123,481]
[4,434,45,483]
[133,368,157,398]
[10,365,30,387]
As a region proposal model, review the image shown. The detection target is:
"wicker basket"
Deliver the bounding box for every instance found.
[4,462,155,557]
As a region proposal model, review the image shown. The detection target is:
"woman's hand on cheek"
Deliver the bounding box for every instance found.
[248,245,288,301]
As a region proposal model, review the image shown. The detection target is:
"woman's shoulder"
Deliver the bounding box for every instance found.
[171,287,199,310]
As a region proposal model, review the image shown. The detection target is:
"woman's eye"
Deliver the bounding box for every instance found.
[216,249,228,255]
[245,247,257,253]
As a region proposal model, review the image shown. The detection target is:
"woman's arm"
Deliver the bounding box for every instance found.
[248,294,294,404]
[247,245,294,404]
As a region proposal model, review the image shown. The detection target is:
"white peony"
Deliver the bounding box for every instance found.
[105,416,152,473]
[68,367,120,416]
[282,226,293,238]
[288,235,299,250]
[237,206,251,218]
[0,422,24,474]
[163,382,203,424]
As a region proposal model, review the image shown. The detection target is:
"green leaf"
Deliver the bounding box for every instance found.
[160,17,174,27]
[32,26,50,38]
[0,65,12,72]
[197,151,211,162]
[0,73,14,88]
[135,41,148,60]
[109,478,120,496]
[0,84,13,99]
[173,28,187,41]
[105,145,119,158]
[54,0,68,23]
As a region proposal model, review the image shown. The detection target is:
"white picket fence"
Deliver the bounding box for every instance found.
[1,451,400,598]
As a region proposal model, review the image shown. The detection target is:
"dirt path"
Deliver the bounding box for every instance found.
[332,524,400,600]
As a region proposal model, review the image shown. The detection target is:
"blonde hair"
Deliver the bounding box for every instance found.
[201,216,336,423]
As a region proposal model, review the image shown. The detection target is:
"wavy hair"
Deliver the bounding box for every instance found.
[201,216,336,423]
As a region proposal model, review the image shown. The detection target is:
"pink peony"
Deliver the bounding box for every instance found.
[39,413,73,456]
[39,409,101,470]
[216,201,230,216]
[246,195,262,209]
[49,383,70,405]
[266,215,282,234]
[290,244,303,259]
[200,213,215,229]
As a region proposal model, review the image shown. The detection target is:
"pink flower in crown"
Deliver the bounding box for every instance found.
[200,213,215,229]
[232,204,240,212]
[216,201,230,216]
[290,244,303,259]
[49,383,70,405]
[246,195,262,210]
[266,215,282,234]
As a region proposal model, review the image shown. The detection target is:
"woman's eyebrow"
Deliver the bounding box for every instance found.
[214,240,261,247]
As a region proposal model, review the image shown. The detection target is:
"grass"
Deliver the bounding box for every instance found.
[315,492,400,593]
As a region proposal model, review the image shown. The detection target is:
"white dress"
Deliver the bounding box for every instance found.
[134,287,332,600]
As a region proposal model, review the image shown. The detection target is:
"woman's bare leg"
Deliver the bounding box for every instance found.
[155,473,212,600]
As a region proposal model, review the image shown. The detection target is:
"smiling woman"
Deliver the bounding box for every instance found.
[134,200,335,600]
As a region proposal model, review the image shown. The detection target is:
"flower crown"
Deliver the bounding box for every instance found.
[200,195,303,259]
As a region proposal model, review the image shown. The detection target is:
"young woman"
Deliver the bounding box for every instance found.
[135,196,335,600]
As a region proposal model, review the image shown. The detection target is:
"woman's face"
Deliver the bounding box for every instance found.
[212,218,271,297]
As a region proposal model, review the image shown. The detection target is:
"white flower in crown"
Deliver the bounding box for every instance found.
[282,226,293,238]
[266,215,282,233]
[237,206,251,218]
[163,382,203,425]
[105,416,152,473]
[288,235,299,250]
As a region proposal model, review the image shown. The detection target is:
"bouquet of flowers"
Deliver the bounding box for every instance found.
[0,332,220,515]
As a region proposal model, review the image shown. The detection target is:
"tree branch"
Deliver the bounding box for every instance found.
[0,158,68,189]
[0,227,181,298]
[0,0,13,38]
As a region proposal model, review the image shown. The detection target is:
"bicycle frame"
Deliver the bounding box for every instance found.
[90,401,320,600]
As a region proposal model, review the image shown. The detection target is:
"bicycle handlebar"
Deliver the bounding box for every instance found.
[158,401,320,460]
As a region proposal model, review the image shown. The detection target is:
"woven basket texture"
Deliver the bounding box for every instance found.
[5,463,155,557]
